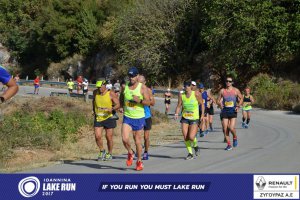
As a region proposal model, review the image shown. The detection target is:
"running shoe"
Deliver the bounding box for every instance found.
[210,127,214,132]
[97,150,106,161]
[194,146,200,156]
[199,131,205,137]
[126,152,134,166]
[242,122,245,128]
[142,152,149,160]
[244,124,249,129]
[233,139,238,147]
[205,130,209,135]
[224,145,233,151]
[185,153,194,160]
[135,161,144,171]
[104,153,112,161]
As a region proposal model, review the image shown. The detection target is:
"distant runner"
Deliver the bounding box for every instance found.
[119,67,150,171]
[217,76,243,151]
[93,80,120,161]
[76,75,83,94]
[33,76,40,95]
[175,81,204,160]
[67,78,74,94]
[242,87,254,129]
[138,75,155,160]
[82,78,89,96]
[164,88,172,115]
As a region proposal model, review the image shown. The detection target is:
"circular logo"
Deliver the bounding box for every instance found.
[18,176,40,198]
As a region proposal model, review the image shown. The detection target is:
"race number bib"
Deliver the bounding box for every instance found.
[224,101,234,107]
[183,111,194,120]
[125,101,137,111]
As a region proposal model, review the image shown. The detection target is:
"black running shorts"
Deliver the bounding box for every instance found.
[144,117,152,130]
[94,117,117,129]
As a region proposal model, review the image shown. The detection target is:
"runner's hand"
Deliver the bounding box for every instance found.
[132,95,140,103]
[174,114,178,120]
[119,108,124,113]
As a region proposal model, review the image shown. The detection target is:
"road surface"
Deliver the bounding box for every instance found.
[17,86,300,173]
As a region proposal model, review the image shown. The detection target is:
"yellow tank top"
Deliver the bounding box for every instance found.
[124,82,145,119]
[94,91,113,122]
[182,91,199,120]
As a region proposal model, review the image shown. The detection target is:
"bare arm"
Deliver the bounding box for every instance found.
[148,88,155,106]
[119,87,125,109]
[216,89,223,109]
[92,90,97,115]
[195,91,205,117]
[208,91,216,104]
[1,78,18,102]
[174,93,182,119]
[250,95,255,104]
[110,91,120,111]
[139,84,150,106]
[236,88,243,107]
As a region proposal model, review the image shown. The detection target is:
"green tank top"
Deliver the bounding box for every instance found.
[124,82,145,119]
[182,91,199,120]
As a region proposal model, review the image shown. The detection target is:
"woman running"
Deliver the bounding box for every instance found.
[242,87,254,128]
[164,88,172,115]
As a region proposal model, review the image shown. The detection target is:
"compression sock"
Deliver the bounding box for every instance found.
[246,119,250,124]
[184,140,193,154]
[193,137,198,147]
[242,117,246,122]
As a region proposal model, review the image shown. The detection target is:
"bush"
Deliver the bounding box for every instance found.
[0,109,92,163]
[248,74,300,110]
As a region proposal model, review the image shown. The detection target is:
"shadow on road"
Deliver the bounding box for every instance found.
[148,154,185,160]
[62,160,128,171]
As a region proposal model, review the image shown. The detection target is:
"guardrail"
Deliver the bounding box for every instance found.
[18,80,180,94]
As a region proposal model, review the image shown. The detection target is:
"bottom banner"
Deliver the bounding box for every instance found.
[0,174,298,200]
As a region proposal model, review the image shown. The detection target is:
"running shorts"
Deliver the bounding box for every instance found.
[94,117,117,129]
[180,117,199,125]
[220,112,237,119]
[123,116,145,131]
[144,117,152,131]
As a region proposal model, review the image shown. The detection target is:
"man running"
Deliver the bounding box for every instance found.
[119,67,150,171]
[138,75,155,160]
[164,88,172,115]
[0,65,18,103]
[175,81,204,160]
[67,78,74,94]
[207,89,215,131]
[93,80,120,161]
[76,75,83,94]
[217,76,243,150]
[198,83,216,137]
[242,87,254,129]
[33,76,40,95]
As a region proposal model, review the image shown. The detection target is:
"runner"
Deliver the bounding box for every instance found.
[33,75,40,95]
[67,78,74,94]
[82,78,89,95]
[93,80,120,161]
[198,83,216,137]
[138,75,155,160]
[0,65,18,102]
[207,89,216,131]
[113,80,121,96]
[164,88,172,115]
[175,81,204,160]
[217,76,243,150]
[242,87,254,129]
[119,67,150,171]
[76,75,83,94]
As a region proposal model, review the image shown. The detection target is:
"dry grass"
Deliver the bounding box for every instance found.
[0,96,182,172]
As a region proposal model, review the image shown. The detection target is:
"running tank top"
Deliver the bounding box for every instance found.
[94,91,113,122]
[165,94,171,101]
[201,91,208,109]
[124,83,145,119]
[144,106,151,119]
[182,91,199,120]
[222,89,237,113]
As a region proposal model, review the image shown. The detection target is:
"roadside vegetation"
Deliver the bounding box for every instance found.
[0,96,178,172]
[248,74,300,113]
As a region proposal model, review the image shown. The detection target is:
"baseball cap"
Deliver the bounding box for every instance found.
[191,81,196,86]
[198,83,204,88]
[96,80,106,87]
[128,67,139,76]
[183,81,191,87]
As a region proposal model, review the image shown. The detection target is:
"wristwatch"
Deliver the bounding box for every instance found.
[0,96,4,103]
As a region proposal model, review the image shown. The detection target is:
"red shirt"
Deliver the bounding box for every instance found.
[34,78,40,85]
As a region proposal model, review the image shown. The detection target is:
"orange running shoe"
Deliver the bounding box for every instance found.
[135,161,144,171]
[126,152,134,166]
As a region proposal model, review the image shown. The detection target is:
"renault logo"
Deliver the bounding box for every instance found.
[256,176,266,190]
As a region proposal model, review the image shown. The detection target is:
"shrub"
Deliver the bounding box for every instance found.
[248,74,300,110]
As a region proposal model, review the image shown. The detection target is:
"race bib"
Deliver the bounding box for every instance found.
[224,101,234,107]
[203,99,206,104]
[183,111,194,120]
[125,101,137,111]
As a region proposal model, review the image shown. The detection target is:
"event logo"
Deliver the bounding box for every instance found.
[256,176,266,190]
[18,176,41,198]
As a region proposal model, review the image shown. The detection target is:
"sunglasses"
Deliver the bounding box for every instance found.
[226,80,233,83]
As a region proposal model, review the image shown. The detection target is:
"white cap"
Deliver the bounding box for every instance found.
[191,81,196,86]
[167,88,171,91]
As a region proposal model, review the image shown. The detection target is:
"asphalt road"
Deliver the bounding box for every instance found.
[17,86,300,173]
